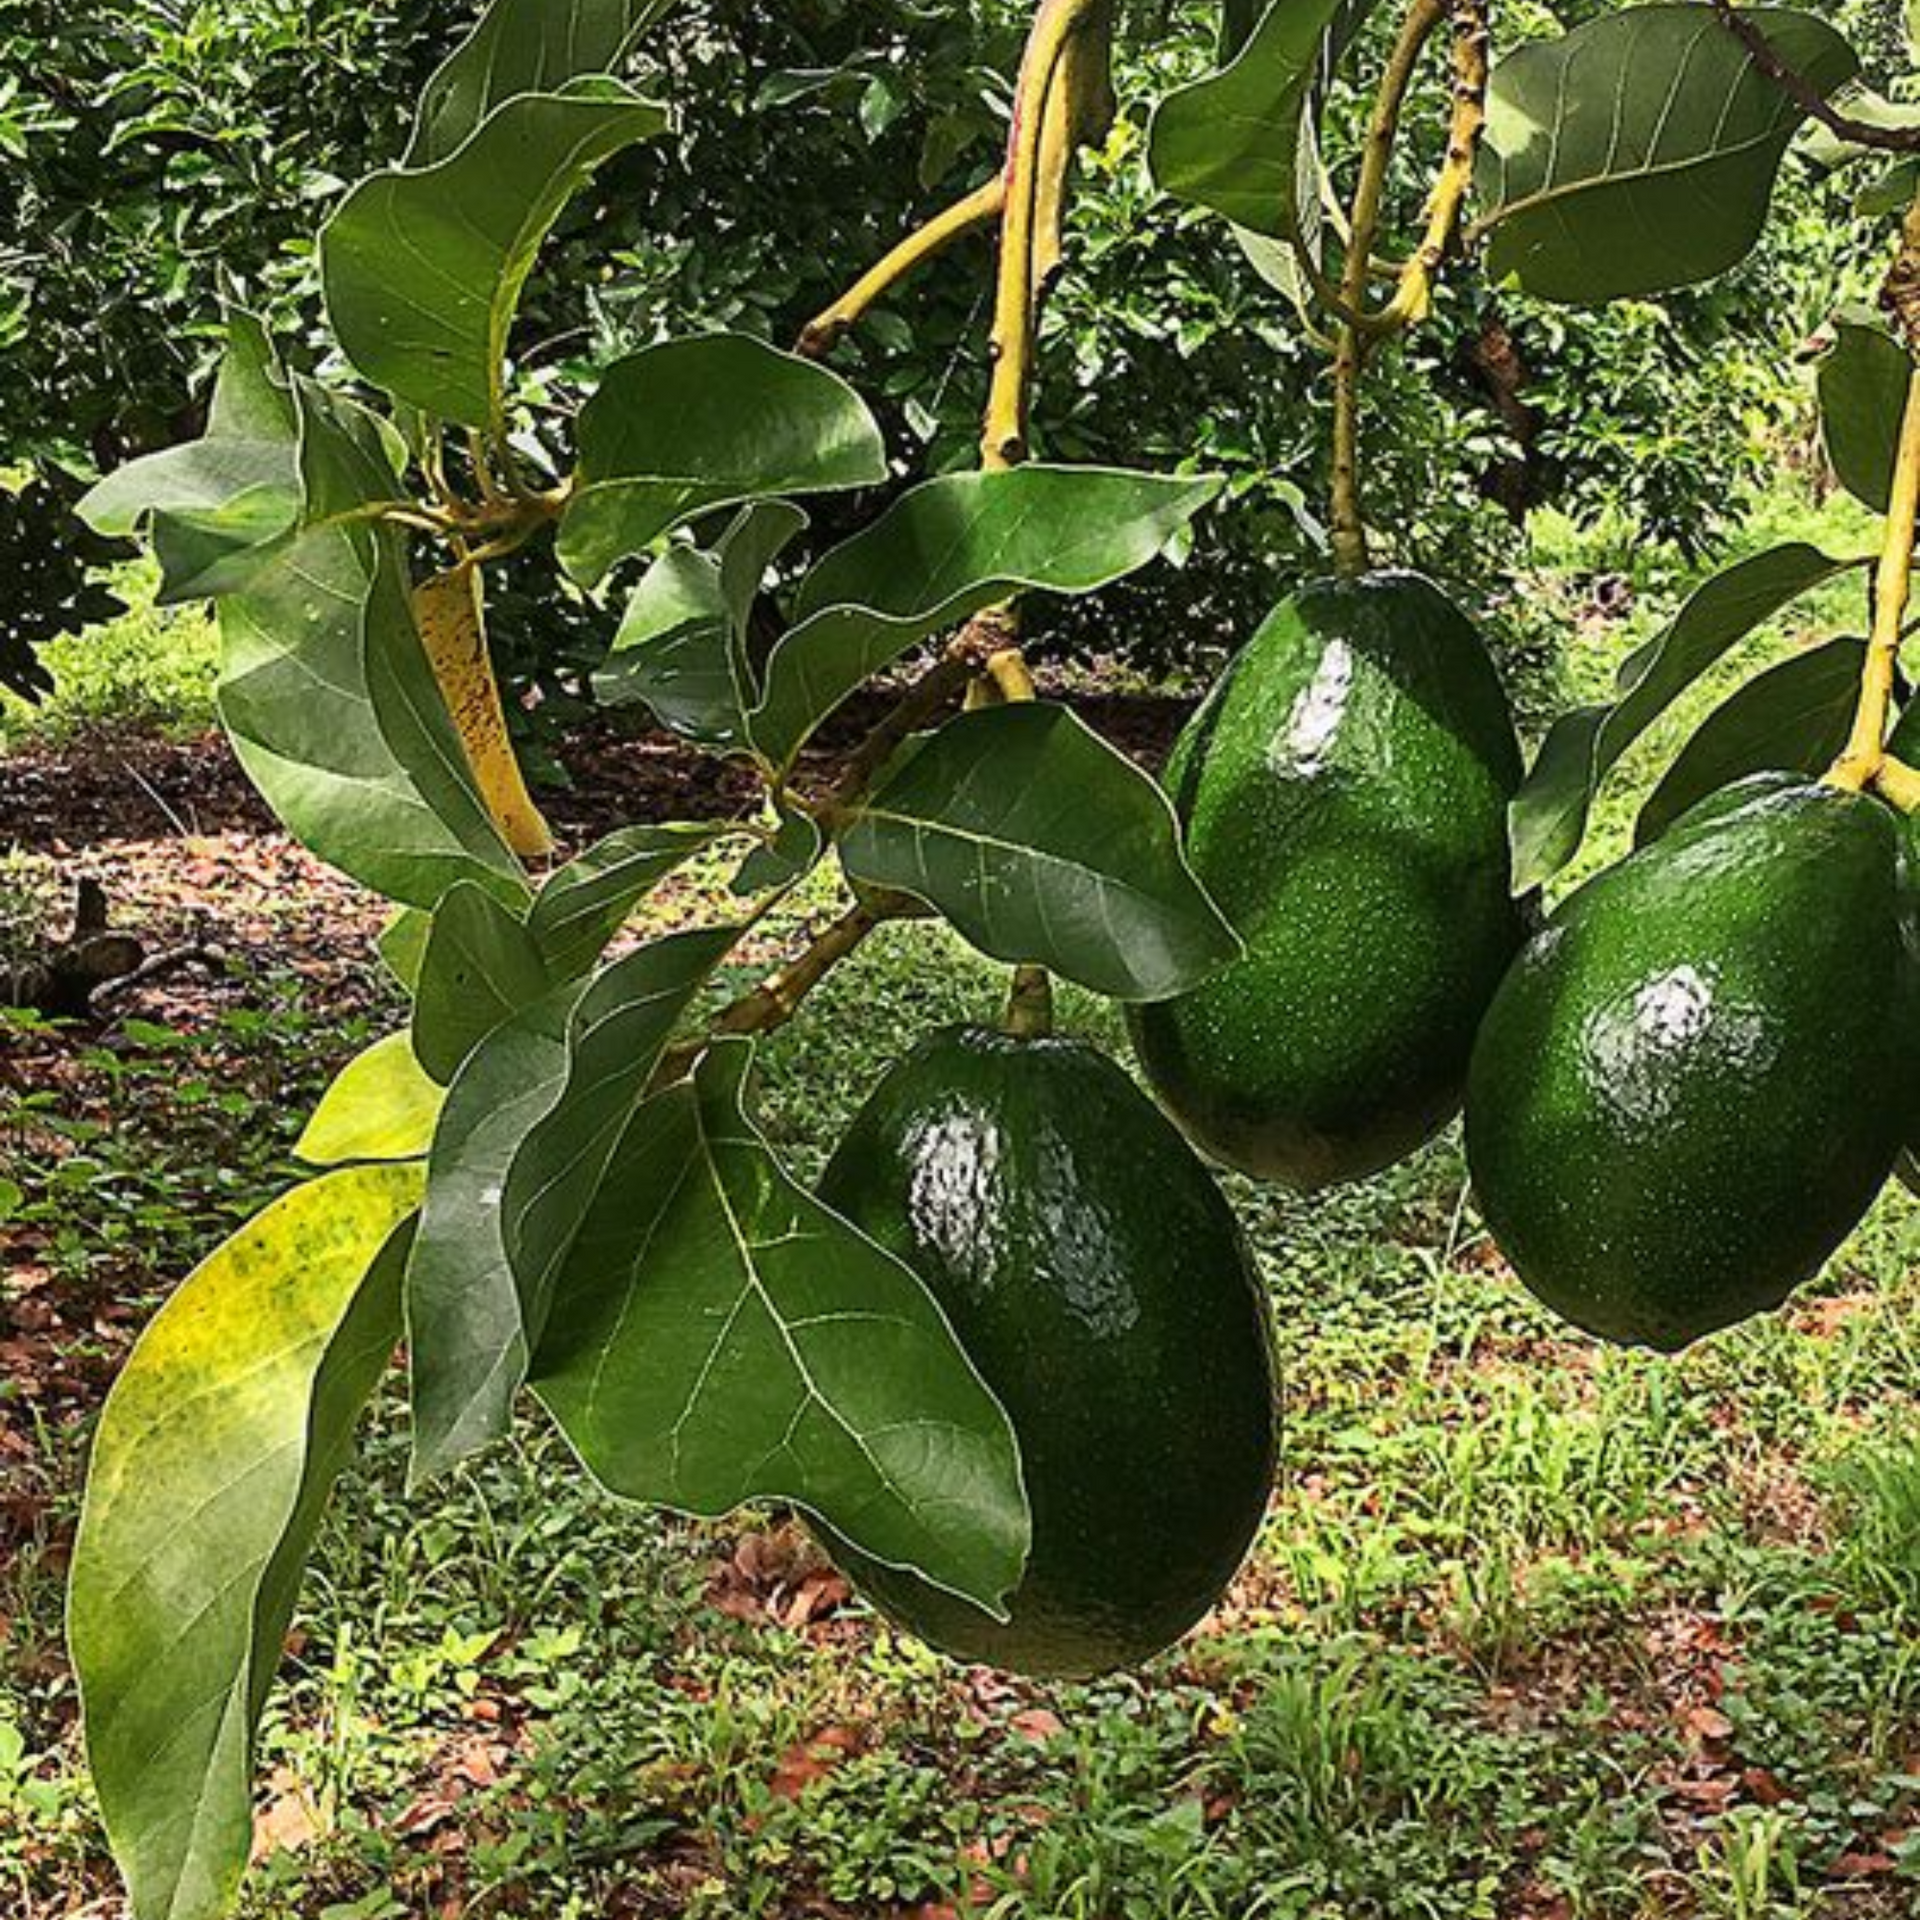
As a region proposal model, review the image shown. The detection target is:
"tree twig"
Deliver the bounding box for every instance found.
[1709,0,1920,155]
[796,179,1009,359]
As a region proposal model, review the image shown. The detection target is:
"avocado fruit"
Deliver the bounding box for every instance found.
[815,1026,1276,1677]
[1130,572,1526,1190]
[1466,777,1913,1351]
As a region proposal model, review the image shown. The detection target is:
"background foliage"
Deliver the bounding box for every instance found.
[0,0,1897,707]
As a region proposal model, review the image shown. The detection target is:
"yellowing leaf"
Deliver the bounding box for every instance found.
[72,1166,420,1920]
[296,1033,446,1166]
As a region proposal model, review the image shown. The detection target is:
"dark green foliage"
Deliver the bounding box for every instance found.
[816,1025,1276,1678]
[1132,572,1525,1190]
[0,483,131,700]
[3,0,1859,698]
[1468,778,1913,1352]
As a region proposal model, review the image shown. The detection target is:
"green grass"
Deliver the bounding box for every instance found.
[2,908,1915,1919]
[0,562,218,751]
[1,478,1916,1917]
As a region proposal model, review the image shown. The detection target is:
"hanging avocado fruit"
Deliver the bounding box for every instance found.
[1130,572,1526,1190]
[815,1026,1277,1678]
[1467,778,1916,1353]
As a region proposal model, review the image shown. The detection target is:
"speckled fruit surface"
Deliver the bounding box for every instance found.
[1130,571,1525,1190]
[815,1026,1277,1678]
[1467,777,1912,1352]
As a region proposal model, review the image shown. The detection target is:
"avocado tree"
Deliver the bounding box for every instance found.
[64,1,1920,1915]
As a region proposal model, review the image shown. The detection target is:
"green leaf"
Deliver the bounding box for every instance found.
[840,701,1238,1001]
[1147,0,1362,238]
[406,979,584,1484]
[557,336,885,584]
[502,927,738,1331]
[1818,314,1913,514]
[407,0,680,166]
[217,378,526,910]
[412,881,552,1084]
[594,501,809,744]
[379,907,433,994]
[296,1033,446,1167]
[731,809,824,896]
[753,466,1223,768]
[1636,638,1870,844]
[532,1039,1029,1612]
[79,315,301,605]
[72,1165,418,1920]
[1476,6,1859,304]
[1510,542,1856,892]
[1857,155,1920,217]
[322,80,668,428]
[527,821,725,977]
[406,928,734,1479]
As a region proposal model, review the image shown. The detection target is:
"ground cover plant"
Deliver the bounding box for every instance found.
[5,0,1920,1915]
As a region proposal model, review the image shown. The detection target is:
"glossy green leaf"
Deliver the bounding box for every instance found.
[407,927,736,1479]
[532,1039,1029,1612]
[527,821,725,977]
[594,501,808,744]
[753,467,1222,768]
[72,1165,418,1920]
[412,881,552,1084]
[80,316,301,605]
[501,926,739,1336]
[597,548,738,736]
[1510,542,1856,892]
[322,80,667,428]
[731,810,824,896]
[1636,638,1870,843]
[406,979,584,1483]
[841,701,1238,1001]
[1818,314,1913,513]
[558,336,885,584]
[1147,0,1360,238]
[1476,7,1858,303]
[296,1033,446,1167]
[217,380,526,910]
[379,906,433,993]
[407,0,679,165]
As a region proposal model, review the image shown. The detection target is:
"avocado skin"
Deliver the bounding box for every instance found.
[816,1026,1276,1677]
[1130,572,1526,1190]
[1466,778,1912,1352]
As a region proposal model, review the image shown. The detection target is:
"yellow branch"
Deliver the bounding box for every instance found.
[982,0,1108,470]
[1829,369,1920,791]
[1330,0,1450,575]
[796,178,1008,359]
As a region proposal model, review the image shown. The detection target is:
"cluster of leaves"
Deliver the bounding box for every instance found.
[58,5,1255,1915]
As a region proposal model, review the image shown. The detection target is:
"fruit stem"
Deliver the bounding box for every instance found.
[1829,362,1920,792]
[796,179,1009,360]
[652,900,904,1089]
[1876,755,1920,812]
[1328,0,1451,576]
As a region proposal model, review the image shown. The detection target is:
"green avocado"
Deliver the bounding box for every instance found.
[815,1026,1276,1677]
[1466,777,1912,1352]
[1130,571,1526,1189]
